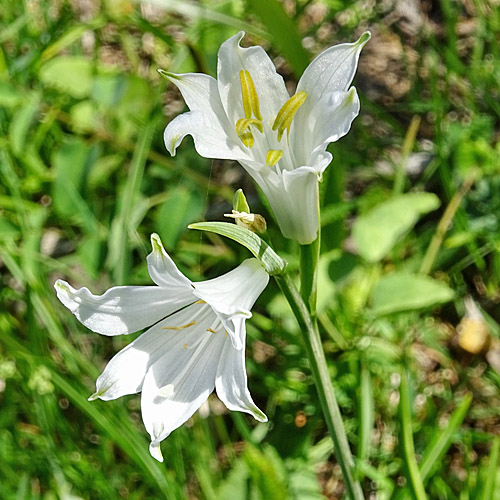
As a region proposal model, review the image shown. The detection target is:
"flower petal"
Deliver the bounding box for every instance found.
[216,334,267,422]
[192,259,269,349]
[147,233,193,289]
[217,31,289,124]
[296,31,370,103]
[163,72,246,161]
[164,111,245,160]
[55,280,193,336]
[90,303,214,401]
[247,162,329,245]
[292,89,360,165]
[141,313,226,462]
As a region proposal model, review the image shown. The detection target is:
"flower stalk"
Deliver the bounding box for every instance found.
[275,270,364,500]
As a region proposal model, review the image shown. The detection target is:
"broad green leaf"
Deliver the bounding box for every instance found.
[188,221,286,275]
[353,193,440,262]
[39,56,92,98]
[371,272,455,315]
[70,100,98,133]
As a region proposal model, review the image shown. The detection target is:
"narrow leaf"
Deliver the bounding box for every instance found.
[188,222,286,275]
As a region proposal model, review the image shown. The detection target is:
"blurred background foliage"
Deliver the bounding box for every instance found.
[1,0,500,498]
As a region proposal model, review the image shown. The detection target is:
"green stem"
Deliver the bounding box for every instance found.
[299,238,319,316]
[275,273,364,500]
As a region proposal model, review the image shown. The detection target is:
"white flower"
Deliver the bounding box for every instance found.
[54,234,269,462]
[163,31,369,244]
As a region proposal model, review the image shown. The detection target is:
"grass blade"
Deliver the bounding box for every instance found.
[399,368,427,500]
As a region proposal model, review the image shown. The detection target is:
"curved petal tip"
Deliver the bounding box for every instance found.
[149,441,164,462]
[357,31,371,47]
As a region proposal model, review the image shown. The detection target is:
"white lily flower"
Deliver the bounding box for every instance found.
[163,31,370,244]
[54,234,269,462]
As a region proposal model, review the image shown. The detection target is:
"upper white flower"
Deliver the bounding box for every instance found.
[163,31,370,244]
[54,234,269,462]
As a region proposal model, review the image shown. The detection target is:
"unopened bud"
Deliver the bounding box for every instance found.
[457,297,490,354]
[224,210,267,234]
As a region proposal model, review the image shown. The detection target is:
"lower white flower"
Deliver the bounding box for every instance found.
[54,234,269,462]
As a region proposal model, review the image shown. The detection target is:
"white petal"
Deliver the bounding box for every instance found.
[164,111,245,160]
[248,164,326,245]
[163,72,247,160]
[163,72,227,120]
[217,31,289,124]
[90,303,214,401]
[296,32,370,102]
[192,259,269,349]
[141,314,226,461]
[292,89,360,165]
[147,233,193,289]
[216,332,267,422]
[55,280,193,336]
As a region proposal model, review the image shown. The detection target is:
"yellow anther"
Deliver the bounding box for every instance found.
[184,343,188,349]
[266,149,283,167]
[206,328,217,334]
[162,321,196,330]
[235,118,263,149]
[236,118,263,136]
[272,91,307,142]
[194,299,206,304]
[240,129,254,148]
[239,70,262,121]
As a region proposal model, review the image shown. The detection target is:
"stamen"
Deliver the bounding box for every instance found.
[239,70,262,121]
[235,118,263,149]
[184,344,188,349]
[272,91,307,142]
[162,321,196,330]
[206,328,217,334]
[266,149,283,167]
[235,118,263,135]
[194,299,206,304]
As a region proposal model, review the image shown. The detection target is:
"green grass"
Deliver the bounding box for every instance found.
[1,0,500,498]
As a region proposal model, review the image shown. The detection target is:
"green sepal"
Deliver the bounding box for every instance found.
[188,221,286,276]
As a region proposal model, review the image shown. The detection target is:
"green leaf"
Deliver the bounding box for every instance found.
[51,139,98,233]
[70,100,98,133]
[39,56,92,98]
[0,81,22,107]
[188,221,286,275]
[248,0,310,76]
[244,444,288,500]
[371,272,455,315]
[9,98,38,156]
[419,393,472,482]
[217,459,248,500]
[477,437,500,500]
[155,188,203,250]
[353,193,440,262]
